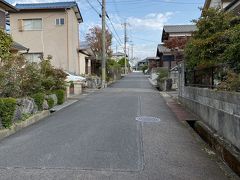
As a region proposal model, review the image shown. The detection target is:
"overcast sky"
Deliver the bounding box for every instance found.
[9,0,205,60]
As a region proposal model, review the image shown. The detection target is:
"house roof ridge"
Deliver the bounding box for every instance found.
[16,1,77,6]
[15,1,83,23]
[163,24,196,27]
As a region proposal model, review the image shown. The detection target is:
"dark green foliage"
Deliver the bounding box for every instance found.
[157,68,169,82]
[221,24,240,71]
[0,54,67,98]
[53,90,65,105]
[106,59,121,82]
[40,56,67,91]
[0,30,13,61]
[217,71,240,91]
[21,62,43,96]
[46,97,54,109]
[31,93,45,111]
[118,57,129,67]
[21,113,31,121]
[0,98,16,128]
[185,8,239,69]
[0,55,26,97]
[141,65,148,73]
[69,81,74,88]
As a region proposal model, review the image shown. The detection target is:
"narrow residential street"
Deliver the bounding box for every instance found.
[0,72,231,180]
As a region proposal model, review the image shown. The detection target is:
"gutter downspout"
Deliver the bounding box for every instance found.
[66,9,70,71]
[77,20,80,74]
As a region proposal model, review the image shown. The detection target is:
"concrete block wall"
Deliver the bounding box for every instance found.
[179,86,240,150]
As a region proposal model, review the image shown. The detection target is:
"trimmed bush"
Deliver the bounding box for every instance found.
[0,98,17,128]
[47,97,54,109]
[31,93,45,110]
[53,90,65,105]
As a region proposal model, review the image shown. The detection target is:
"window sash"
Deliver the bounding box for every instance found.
[23,19,42,30]
[56,18,64,25]
[24,53,42,63]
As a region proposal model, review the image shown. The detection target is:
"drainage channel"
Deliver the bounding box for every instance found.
[185,119,240,177]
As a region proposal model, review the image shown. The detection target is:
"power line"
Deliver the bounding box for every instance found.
[95,0,123,44]
[106,16,123,44]
[85,0,101,18]
[106,23,122,46]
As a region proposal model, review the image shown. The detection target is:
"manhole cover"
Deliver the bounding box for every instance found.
[136,116,161,123]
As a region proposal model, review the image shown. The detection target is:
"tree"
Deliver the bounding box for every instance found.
[164,36,189,50]
[86,26,112,60]
[118,57,129,67]
[184,8,238,69]
[0,29,13,61]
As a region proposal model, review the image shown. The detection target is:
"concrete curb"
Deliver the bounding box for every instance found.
[0,110,50,141]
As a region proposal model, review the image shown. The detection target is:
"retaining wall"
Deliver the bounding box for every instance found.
[178,63,240,150]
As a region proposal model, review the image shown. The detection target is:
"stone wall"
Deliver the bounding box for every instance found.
[178,63,240,150]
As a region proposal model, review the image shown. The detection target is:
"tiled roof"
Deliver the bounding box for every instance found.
[15,1,83,23]
[146,57,160,60]
[163,25,197,33]
[112,52,125,56]
[16,1,74,9]
[80,41,90,50]
[11,41,28,51]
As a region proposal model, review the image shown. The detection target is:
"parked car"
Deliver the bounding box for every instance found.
[65,72,86,82]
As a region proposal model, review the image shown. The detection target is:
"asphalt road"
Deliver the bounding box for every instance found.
[0,72,235,180]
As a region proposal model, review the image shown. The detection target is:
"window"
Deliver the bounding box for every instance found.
[24,53,42,63]
[22,19,42,31]
[56,18,64,26]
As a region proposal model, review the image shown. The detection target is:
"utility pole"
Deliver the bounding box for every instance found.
[131,43,134,60]
[101,0,106,88]
[123,22,127,75]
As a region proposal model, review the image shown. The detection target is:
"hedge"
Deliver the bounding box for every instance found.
[0,98,17,128]
[31,93,45,111]
[53,90,65,105]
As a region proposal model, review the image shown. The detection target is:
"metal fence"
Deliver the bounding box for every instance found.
[184,64,232,89]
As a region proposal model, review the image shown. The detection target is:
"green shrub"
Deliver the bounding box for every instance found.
[217,71,240,91]
[21,113,31,121]
[40,57,67,91]
[0,98,17,128]
[47,97,54,109]
[141,65,148,73]
[31,93,45,111]
[53,90,65,105]
[157,68,169,83]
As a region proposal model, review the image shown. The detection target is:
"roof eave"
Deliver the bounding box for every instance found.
[0,1,18,12]
[72,4,83,23]
[224,0,239,11]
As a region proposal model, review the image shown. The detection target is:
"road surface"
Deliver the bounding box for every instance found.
[0,72,232,180]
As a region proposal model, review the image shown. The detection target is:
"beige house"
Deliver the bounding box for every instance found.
[0,0,17,29]
[9,1,83,74]
[204,0,232,9]
[0,0,28,53]
[78,41,93,75]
